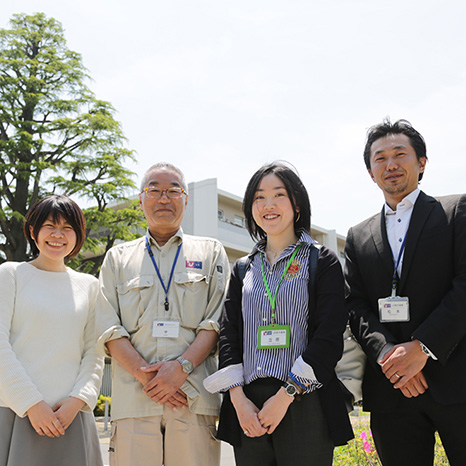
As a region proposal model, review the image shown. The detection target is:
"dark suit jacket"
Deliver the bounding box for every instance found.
[345,191,466,412]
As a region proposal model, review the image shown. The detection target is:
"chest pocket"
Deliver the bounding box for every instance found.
[174,272,209,329]
[117,275,154,332]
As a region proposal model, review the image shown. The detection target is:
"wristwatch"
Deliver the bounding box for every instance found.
[419,341,431,358]
[282,382,298,398]
[176,356,194,374]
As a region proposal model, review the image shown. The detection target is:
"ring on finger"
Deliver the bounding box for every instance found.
[244,430,249,435]
[394,373,400,378]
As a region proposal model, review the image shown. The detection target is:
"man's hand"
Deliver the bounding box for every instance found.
[141,361,188,404]
[139,362,188,408]
[400,372,429,398]
[381,340,429,389]
[163,390,189,410]
[230,386,267,438]
[257,388,294,434]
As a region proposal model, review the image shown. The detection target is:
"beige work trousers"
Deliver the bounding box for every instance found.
[109,408,220,466]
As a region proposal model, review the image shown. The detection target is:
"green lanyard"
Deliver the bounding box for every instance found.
[260,243,302,325]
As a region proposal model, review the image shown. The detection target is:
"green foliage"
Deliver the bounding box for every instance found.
[333,411,449,465]
[0,12,141,266]
[68,199,146,275]
[93,394,111,417]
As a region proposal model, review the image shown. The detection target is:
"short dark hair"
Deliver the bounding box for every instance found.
[243,162,311,241]
[24,195,87,259]
[363,118,428,181]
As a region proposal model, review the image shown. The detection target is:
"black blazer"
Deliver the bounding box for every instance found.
[345,191,466,412]
[218,245,353,447]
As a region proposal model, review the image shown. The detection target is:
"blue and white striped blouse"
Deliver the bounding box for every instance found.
[204,231,322,394]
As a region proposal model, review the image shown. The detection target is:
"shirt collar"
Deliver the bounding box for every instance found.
[384,188,420,216]
[145,227,184,249]
[252,230,316,255]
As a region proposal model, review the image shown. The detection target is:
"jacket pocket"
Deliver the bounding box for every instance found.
[116,275,154,332]
[174,272,209,329]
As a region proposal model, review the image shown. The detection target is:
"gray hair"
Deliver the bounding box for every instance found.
[140,162,188,194]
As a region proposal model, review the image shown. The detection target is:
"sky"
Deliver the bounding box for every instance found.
[2,1,466,236]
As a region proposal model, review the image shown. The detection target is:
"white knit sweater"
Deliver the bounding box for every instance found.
[0,262,104,417]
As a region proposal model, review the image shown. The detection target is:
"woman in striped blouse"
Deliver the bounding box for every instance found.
[204,162,353,465]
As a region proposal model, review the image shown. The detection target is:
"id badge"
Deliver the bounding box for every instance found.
[378,296,410,322]
[257,325,290,349]
[152,320,180,338]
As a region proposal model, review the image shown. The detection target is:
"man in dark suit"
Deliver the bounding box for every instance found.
[345,119,466,466]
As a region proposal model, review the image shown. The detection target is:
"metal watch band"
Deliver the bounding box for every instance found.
[176,356,194,374]
[420,342,431,357]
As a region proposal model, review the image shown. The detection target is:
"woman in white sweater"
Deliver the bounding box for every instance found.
[0,195,104,466]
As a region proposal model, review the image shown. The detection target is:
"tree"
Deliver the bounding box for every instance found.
[0,12,144,269]
[68,199,146,276]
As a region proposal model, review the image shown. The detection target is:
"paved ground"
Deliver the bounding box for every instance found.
[96,418,235,466]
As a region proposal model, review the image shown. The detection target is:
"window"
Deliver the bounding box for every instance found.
[234,215,245,227]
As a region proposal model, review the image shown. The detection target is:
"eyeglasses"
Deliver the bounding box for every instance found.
[141,186,186,199]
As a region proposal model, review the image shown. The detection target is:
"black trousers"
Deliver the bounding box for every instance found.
[370,391,466,466]
[233,378,333,466]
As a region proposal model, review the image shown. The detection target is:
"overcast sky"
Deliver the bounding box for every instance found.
[3,1,466,235]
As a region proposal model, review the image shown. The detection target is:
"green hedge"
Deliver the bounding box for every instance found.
[93,395,111,417]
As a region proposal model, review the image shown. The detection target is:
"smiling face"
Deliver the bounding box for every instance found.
[31,216,77,267]
[368,133,427,210]
[252,173,297,243]
[139,168,188,244]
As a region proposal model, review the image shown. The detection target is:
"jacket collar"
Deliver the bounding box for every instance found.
[370,191,437,291]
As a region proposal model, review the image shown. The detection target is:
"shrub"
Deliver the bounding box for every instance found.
[93,394,111,417]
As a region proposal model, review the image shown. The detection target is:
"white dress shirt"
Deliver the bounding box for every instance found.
[379,188,437,361]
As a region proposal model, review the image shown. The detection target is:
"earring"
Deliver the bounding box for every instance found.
[295,211,300,223]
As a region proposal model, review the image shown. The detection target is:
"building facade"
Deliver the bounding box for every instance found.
[182,178,346,266]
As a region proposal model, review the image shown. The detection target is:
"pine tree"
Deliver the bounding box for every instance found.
[0,12,144,271]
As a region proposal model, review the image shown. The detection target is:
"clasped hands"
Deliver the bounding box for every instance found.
[380,340,429,398]
[140,360,188,410]
[231,386,293,438]
[27,396,85,438]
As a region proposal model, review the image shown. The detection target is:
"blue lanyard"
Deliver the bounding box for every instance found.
[145,237,182,311]
[391,234,407,297]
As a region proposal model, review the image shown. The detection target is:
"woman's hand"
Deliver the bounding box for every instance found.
[52,397,86,430]
[257,387,294,434]
[27,400,65,437]
[230,386,267,438]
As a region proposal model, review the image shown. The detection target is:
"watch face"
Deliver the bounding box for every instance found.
[285,384,297,396]
[183,361,193,373]
[177,357,193,373]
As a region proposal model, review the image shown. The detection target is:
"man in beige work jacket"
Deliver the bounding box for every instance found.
[97,162,229,466]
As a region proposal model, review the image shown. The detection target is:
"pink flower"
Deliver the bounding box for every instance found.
[363,441,373,453]
[360,431,367,441]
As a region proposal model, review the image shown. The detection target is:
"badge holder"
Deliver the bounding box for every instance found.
[152,319,180,338]
[378,278,410,323]
[378,296,410,322]
[257,324,291,349]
